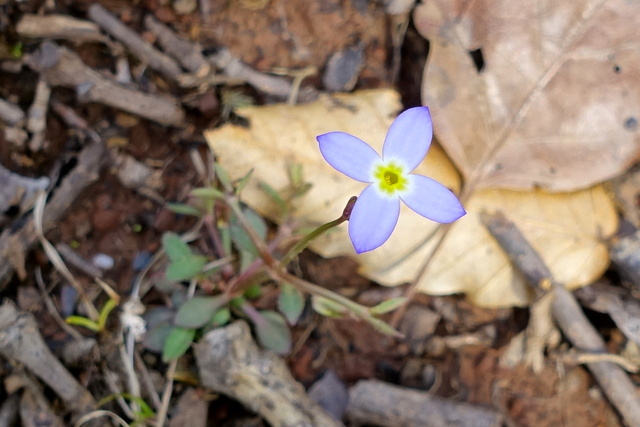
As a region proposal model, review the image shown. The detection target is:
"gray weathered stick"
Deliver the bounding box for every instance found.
[481,211,640,427]
[144,16,209,75]
[194,321,342,427]
[26,41,184,126]
[0,97,25,126]
[0,141,104,289]
[88,4,183,81]
[208,48,293,98]
[346,380,503,427]
[16,14,105,43]
[0,301,96,421]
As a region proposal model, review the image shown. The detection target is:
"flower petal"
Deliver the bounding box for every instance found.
[349,185,400,253]
[382,107,433,171]
[400,174,466,223]
[317,132,380,182]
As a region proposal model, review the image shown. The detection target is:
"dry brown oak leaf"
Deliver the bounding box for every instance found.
[415,0,640,192]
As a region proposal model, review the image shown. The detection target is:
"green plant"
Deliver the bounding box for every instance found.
[145,162,404,362]
[66,297,118,333]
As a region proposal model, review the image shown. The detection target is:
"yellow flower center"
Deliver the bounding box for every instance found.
[374,162,408,195]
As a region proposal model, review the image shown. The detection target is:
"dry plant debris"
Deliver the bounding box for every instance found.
[415,0,640,192]
[206,89,618,307]
[0,1,639,426]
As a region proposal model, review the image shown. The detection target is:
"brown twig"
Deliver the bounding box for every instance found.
[0,301,97,422]
[50,100,100,143]
[346,379,503,427]
[16,14,106,43]
[0,97,25,126]
[26,78,51,151]
[26,41,185,126]
[34,267,84,340]
[144,16,209,76]
[87,4,183,81]
[0,141,104,289]
[208,48,293,98]
[195,321,341,427]
[481,211,640,427]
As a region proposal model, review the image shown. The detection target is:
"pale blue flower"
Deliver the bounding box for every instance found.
[317,106,466,253]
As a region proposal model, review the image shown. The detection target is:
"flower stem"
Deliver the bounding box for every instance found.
[224,195,400,336]
[279,196,357,268]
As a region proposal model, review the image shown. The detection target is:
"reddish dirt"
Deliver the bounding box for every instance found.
[0,1,630,426]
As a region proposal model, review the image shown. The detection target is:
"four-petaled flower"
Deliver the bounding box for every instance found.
[317,106,466,253]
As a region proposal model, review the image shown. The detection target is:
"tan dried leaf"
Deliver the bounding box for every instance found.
[205,89,618,307]
[415,0,640,191]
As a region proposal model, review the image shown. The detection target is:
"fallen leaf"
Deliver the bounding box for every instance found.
[414,0,640,192]
[205,90,618,307]
[420,186,618,307]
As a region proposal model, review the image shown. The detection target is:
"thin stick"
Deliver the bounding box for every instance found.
[226,195,401,337]
[34,192,99,320]
[155,359,178,427]
[87,4,182,80]
[34,267,84,340]
[482,211,640,427]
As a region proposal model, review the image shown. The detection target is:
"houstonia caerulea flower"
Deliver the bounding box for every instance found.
[317,106,466,253]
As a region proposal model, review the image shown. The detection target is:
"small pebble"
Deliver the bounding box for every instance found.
[60,284,78,317]
[133,251,153,271]
[322,44,364,92]
[308,370,349,421]
[92,253,115,270]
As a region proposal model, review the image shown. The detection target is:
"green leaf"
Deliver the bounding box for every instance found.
[278,284,305,325]
[162,232,192,261]
[368,297,408,315]
[311,295,348,318]
[253,310,291,355]
[215,164,233,192]
[238,249,257,271]
[258,181,286,213]
[10,42,23,58]
[293,182,312,199]
[229,207,267,255]
[143,322,173,353]
[245,208,267,239]
[235,168,254,195]
[97,298,118,331]
[162,327,196,361]
[166,203,202,217]
[191,187,224,200]
[175,295,228,328]
[166,255,207,281]
[367,317,402,337]
[220,223,232,255]
[243,283,262,299]
[211,307,230,327]
[66,315,99,332]
[288,163,304,187]
[97,393,155,419]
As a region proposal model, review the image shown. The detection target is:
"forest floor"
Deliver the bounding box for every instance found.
[0,1,637,426]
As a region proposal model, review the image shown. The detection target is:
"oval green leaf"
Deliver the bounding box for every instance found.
[162,327,196,361]
[166,255,207,282]
[162,232,192,261]
[166,203,202,217]
[311,295,348,318]
[368,297,408,315]
[175,295,228,328]
[253,310,291,355]
[277,283,305,325]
